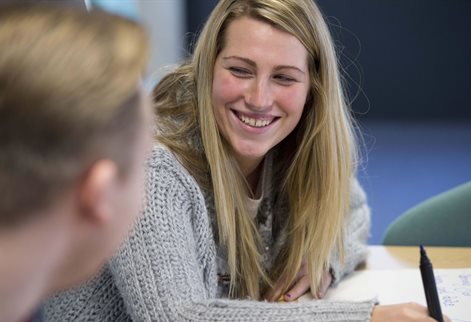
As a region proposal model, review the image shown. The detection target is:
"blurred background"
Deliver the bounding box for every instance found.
[89,0,471,244]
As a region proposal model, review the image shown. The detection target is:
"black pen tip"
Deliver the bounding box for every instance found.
[420,244,425,254]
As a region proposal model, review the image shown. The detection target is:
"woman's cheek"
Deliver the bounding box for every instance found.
[279,87,308,114]
[214,74,244,103]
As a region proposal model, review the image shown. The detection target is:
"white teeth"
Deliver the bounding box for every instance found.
[238,114,272,128]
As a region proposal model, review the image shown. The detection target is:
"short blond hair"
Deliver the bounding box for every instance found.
[0,4,149,226]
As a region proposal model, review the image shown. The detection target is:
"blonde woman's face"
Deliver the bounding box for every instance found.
[212,17,310,170]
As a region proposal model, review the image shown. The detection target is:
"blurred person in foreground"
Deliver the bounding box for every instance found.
[0,4,150,322]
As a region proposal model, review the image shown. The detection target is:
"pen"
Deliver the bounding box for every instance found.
[419,245,444,322]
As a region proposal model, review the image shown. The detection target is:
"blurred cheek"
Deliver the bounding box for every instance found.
[121,162,145,231]
[111,148,148,252]
[124,124,151,224]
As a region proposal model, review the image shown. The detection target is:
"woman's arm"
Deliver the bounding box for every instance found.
[108,149,376,321]
[265,177,370,302]
[330,178,371,284]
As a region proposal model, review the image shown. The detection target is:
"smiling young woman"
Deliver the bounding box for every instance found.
[211,17,310,187]
[44,1,449,321]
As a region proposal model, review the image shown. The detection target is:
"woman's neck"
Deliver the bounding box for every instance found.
[235,155,265,197]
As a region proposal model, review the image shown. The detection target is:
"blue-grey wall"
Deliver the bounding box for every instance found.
[185,0,471,119]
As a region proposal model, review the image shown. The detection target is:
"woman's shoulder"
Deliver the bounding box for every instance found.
[147,145,193,180]
[350,177,368,209]
[145,144,206,204]
[147,144,181,168]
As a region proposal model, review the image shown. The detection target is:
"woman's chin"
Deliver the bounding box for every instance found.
[232,148,267,165]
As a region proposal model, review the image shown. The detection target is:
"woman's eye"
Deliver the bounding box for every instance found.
[274,74,296,84]
[228,67,251,77]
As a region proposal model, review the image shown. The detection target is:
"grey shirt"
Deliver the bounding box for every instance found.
[44,146,375,321]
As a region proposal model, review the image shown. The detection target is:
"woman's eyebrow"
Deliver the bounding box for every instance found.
[274,65,305,74]
[222,56,305,74]
[222,56,256,67]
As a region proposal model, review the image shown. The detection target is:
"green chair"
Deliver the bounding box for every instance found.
[382,181,471,247]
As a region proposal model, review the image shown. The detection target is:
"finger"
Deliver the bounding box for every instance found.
[295,261,308,279]
[264,279,285,302]
[266,287,283,302]
[406,302,437,322]
[314,271,333,299]
[284,275,310,302]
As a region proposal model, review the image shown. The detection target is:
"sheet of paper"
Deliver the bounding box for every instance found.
[299,269,471,322]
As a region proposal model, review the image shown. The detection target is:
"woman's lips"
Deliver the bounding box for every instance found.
[231,109,279,128]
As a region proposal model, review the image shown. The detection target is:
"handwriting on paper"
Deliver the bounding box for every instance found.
[299,269,471,322]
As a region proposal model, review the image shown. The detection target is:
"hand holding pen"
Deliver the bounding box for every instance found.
[370,246,452,322]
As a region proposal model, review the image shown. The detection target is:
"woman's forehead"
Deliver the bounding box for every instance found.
[219,17,308,71]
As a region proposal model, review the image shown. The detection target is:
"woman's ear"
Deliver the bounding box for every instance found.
[77,160,118,226]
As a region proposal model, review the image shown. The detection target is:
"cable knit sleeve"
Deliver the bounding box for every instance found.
[108,147,217,319]
[106,148,375,321]
[330,178,371,284]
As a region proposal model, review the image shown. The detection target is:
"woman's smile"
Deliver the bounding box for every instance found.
[212,16,310,174]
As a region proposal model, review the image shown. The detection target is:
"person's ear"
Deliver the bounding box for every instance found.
[77,160,118,225]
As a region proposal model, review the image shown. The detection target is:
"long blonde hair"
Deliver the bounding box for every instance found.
[154,0,357,299]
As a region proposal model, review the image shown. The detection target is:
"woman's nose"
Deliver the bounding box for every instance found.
[245,78,273,111]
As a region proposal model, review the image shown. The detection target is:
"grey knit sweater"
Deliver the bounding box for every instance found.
[44,146,375,321]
